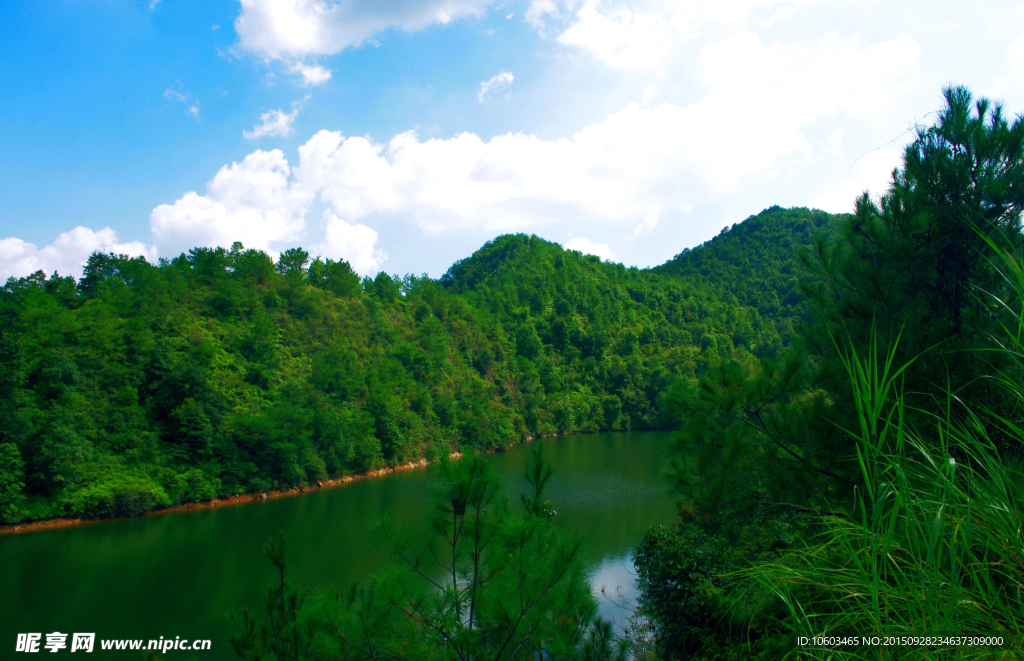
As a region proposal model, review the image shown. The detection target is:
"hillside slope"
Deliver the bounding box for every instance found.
[0,211,822,523]
[654,206,845,339]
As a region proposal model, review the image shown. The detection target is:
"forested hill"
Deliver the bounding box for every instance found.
[444,232,785,355]
[0,209,838,523]
[654,206,845,337]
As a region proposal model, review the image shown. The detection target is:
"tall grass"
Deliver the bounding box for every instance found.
[744,243,1024,660]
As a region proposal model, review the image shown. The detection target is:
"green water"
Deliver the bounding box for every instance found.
[1,431,675,658]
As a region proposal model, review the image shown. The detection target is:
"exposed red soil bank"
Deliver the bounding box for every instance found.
[0,456,443,536]
[0,431,576,537]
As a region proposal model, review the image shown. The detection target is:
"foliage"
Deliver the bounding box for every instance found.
[0,442,25,521]
[60,460,172,518]
[800,86,1024,445]
[233,531,319,661]
[745,263,1024,659]
[520,440,554,519]
[630,518,798,661]
[669,86,1024,523]
[655,205,844,346]
[1,215,833,522]
[642,86,1024,660]
[233,447,631,660]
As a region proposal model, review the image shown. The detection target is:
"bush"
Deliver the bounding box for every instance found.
[632,521,796,660]
[62,463,171,518]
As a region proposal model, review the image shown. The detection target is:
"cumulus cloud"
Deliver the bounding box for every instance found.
[150,145,388,274]
[0,227,156,281]
[557,2,675,75]
[808,147,902,214]
[234,0,496,60]
[633,206,660,235]
[244,107,300,139]
[150,149,314,257]
[477,71,514,103]
[313,212,387,274]
[147,29,920,272]
[823,127,845,154]
[990,31,1024,101]
[289,32,918,232]
[537,0,824,73]
[563,237,615,261]
[289,61,333,86]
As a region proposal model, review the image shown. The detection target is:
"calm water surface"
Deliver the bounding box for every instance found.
[0,431,675,658]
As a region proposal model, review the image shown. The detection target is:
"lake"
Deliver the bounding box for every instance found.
[0,431,676,658]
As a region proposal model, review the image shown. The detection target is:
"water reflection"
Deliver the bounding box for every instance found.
[0,431,674,658]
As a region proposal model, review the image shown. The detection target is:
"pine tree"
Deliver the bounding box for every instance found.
[672,86,1024,522]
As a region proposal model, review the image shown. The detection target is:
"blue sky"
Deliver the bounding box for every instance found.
[2,0,1023,280]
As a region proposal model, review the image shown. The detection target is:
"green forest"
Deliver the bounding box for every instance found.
[4,86,1024,660]
[0,200,820,523]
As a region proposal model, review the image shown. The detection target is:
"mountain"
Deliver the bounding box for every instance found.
[654,206,846,340]
[0,208,833,523]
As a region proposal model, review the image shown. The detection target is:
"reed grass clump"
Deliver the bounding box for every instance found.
[745,241,1024,660]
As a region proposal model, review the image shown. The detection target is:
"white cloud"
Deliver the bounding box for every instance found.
[150,149,314,257]
[633,206,660,235]
[696,31,922,126]
[0,227,156,281]
[564,237,615,261]
[164,87,200,118]
[244,107,301,139]
[477,71,514,103]
[823,127,845,154]
[313,212,387,275]
[147,30,921,270]
[557,1,675,75]
[289,61,333,86]
[538,0,827,73]
[758,6,796,28]
[990,31,1024,101]
[808,148,902,214]
[525,0,561,29]
[288,32,917,233]
[150,146,388,273]
[235,0,496,60]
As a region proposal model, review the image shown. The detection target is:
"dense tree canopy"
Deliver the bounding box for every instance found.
[642,86,1024,660]
[0,213,837,523]
[655,205,844,342]
[668,87,1024,524]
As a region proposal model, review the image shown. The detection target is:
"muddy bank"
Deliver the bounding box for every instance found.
[0,432,570,536]
[0,457,447,537]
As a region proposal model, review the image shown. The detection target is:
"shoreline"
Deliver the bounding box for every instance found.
[0,457,441,537]
[0,432,572,537]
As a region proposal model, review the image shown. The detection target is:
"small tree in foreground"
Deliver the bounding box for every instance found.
[234,446,629,660]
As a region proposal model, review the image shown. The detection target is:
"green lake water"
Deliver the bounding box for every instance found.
[1,431,676,658]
